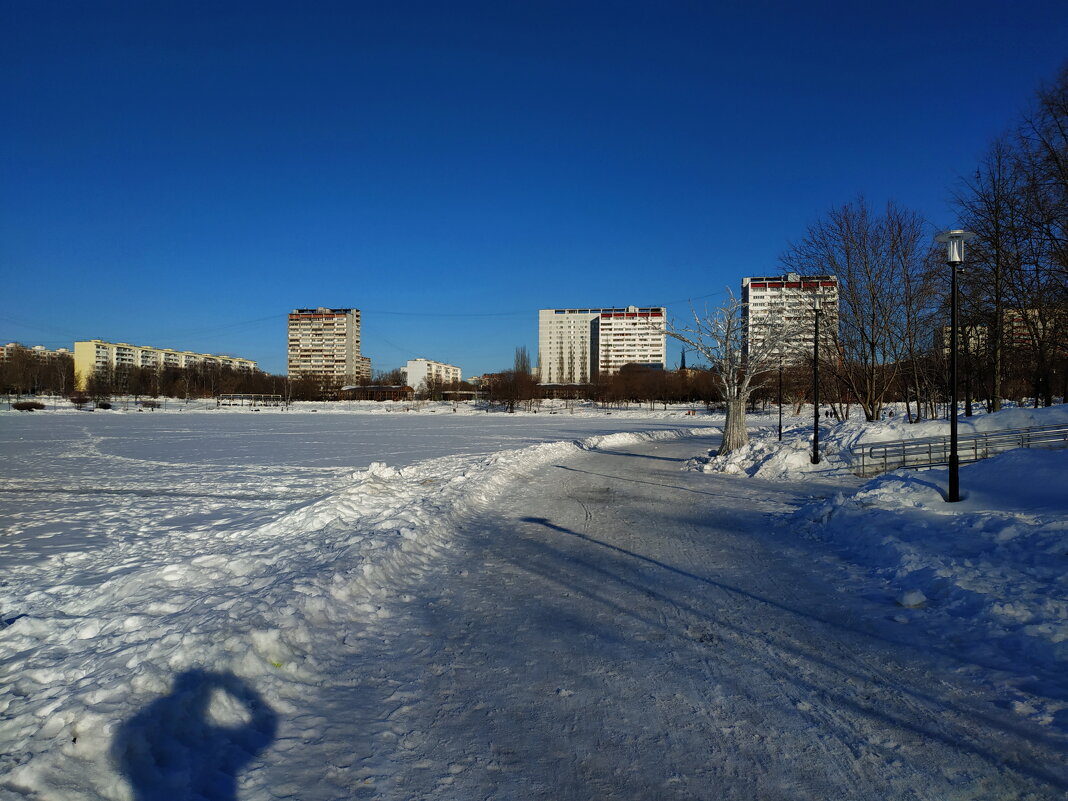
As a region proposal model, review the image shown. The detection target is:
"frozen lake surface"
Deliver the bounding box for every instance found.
[0,409,715,567]
[1,409,708,471]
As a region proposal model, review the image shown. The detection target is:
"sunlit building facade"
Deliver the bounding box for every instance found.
[742,273,839,361]
[538,306,666,384]
[73,340,256,390]
[287,307,370,385]
[405,358,462,391]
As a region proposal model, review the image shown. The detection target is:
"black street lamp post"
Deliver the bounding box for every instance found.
[811,302,821,465]
[778,356,783,442]
[935,229,976,503]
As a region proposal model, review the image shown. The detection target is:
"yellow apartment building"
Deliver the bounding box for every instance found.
[73,339,256,390]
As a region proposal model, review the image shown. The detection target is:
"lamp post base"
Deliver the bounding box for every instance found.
[948,454,961,503]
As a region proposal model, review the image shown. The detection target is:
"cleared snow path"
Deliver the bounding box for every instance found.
[330,436,1067,800]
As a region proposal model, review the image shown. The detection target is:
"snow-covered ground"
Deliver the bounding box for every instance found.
[695,403,1068,753]
[0,408,712,798]
[1,403,1065,799]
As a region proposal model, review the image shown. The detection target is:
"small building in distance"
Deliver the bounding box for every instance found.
[936,323,989,357]
[405,358,462,392]
[1,343,72,362]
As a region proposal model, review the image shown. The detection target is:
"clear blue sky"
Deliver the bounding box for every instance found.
[3,0,1066,377]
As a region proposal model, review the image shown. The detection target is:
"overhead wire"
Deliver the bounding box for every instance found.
[2,289,730,354]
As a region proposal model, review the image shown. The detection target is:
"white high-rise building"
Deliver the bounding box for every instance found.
[287,308,370,384]
[405,358,462,391]
[741,273,838,361]
[538,306,666,385]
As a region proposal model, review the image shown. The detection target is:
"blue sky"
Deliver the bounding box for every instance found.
[2,0,1066,377]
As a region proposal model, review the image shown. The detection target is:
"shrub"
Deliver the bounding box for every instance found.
[12,401,45,411]
[70,396,89,409]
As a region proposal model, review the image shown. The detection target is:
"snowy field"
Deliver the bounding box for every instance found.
[0,406,713,798]
[1,402,1066,799]
[0,405,709,571]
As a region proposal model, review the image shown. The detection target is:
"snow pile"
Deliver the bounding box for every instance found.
[0,425,703,799]
[688,428,850,479]
[793,448,1068,729]
[692,403,1068,480]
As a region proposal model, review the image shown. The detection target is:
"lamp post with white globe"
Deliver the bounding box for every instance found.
[935,229,976,503]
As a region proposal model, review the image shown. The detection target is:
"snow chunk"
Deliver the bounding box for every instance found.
[897,590,927,608]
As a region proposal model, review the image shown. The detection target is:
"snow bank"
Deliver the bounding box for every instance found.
[692,403,1068,481]
[793,448,1068,731]
[684,405,1068,731]
[0,425,704,799]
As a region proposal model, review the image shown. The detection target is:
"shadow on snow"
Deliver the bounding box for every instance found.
[111,669,277,801]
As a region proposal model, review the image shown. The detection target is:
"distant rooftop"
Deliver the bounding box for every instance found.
[290,307,359,314]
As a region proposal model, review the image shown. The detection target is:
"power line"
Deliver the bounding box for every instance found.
[363,309,529,318]
[3,291,730,349]
[659,289,728,306]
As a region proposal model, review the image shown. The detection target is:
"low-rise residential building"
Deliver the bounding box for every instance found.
[2,343,72,361]
[73,340,256,390]
[405,358,462,392]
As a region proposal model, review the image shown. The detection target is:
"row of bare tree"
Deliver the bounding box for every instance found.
[0,350,75,397]
[79,363,288,401]
[671,64,1067,453]
[953,65,1068,409]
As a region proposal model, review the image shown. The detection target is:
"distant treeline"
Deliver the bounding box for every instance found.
[2,346,1062,414]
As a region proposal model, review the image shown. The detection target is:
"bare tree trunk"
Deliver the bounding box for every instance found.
[720,399,749,454]
[666,293,795,459]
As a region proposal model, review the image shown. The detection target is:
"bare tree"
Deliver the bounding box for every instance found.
[1018,63,1068,279]
[667,292,793,454]
[484,369,538,412]
[373,367,407,385]
[514,346,532,375]
[51,353,73,399]
[954,65,1068,407]
[1013,66,1068,404]
[953,137,1025,411]
[782,198,930,421]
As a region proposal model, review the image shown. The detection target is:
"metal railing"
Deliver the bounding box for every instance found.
[856,423,1068,477]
